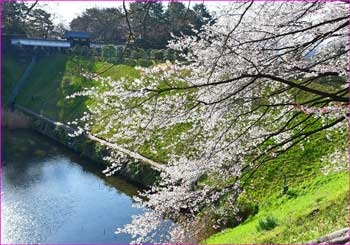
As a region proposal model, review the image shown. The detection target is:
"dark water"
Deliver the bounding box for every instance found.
[1,129,144,244]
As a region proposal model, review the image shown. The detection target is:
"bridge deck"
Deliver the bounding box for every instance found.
[11,38,71,48]
[10,37,111,49]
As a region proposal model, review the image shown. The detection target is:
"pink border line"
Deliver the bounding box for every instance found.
[347,1,350,243]
[0,0,349,244]
[0,1,2,244]
[19,0,350,1]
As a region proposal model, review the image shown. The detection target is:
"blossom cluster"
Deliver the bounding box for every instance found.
[321,149,348,175]
[69,2,348,243]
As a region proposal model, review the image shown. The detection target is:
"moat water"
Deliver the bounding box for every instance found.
[1,129,145,244]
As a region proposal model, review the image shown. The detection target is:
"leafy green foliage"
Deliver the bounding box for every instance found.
[257,216,279,231]
[69,2,213,49]
[102,45,117,61]
[2,2,55,38]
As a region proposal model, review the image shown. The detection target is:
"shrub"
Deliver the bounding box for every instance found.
[154,50,164,60]
[256,215,278,231]
[130,49,139,60]
[123,58,137,67]
[109,57,122,64]
[217,193,259,229]
[150,49,157,59]
[136,48,148,59]
[137,59,153,67]
[164,49,176,61]
[102,45,116,60]
[236,194,259,222]
[116,46,124,59]
[71,45,83,56]
[146,49,152,58]
[91,48,102,57]
[123,48,132,59]
[80,46,90,57]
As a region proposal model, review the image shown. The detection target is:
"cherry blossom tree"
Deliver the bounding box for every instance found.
[70,2,348,242]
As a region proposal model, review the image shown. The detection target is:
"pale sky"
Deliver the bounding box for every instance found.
[38,1,224,26]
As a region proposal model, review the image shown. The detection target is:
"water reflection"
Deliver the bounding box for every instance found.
[1,129,143,244]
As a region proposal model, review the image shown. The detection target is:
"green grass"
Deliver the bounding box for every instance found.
[16,54,69,120]
[242,128,346,202]
[2,54,28,105]
[202,110,347,243]
[204,172,348,244]
[200,77,347,243]
[8,54,140,122]
[93,62,141,80]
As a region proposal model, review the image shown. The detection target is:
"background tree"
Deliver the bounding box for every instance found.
[192,3,213,31]
[128,1,168,48]
[50,23,68,39]
[69,1,213,48]
[165,1,196,37]
[70,7,127,44]
[2,1,55,38]
[2,2,28,36]
[27,8,54,38]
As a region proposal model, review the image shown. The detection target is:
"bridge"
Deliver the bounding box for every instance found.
[11,38,71,48]
[10,37,105,49]
[10,31,122,49]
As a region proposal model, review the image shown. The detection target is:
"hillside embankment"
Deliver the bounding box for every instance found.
[3,52,348,244]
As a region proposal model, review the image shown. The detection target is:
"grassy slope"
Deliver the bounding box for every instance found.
[204,172,348,244]
[5,55,140,123]
[202,78,348,243]
[200,123,348,243]
[16,55,69,120]
[242,128,346,201]
[203,109,348,243]
[2,55,28,105]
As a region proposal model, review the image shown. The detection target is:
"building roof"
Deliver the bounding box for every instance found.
[65,31,94,39]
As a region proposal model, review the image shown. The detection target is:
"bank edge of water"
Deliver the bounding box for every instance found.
[2,109,32,129]
[3,106,160,187]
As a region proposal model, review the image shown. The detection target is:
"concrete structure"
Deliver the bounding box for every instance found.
[10,31,109,49]
[10,37,124,50]
[11,38,70,48]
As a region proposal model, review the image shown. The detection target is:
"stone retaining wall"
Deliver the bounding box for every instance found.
[12,105,161,187]
[307,228,349,244]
